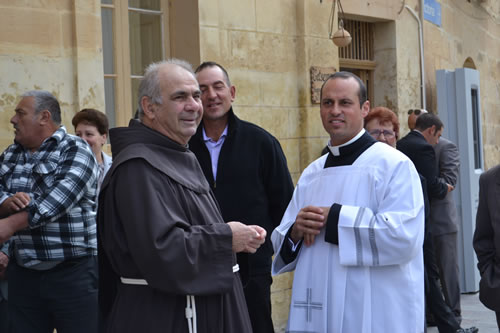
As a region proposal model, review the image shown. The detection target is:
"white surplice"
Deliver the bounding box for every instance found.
[272,141,425,333]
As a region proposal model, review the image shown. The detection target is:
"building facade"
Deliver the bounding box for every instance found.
[0,0,499,331]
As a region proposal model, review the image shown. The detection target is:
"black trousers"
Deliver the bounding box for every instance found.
[0,297,9,333]
[243,273,275,333]
[8,256,98,333]
[424,234,461,333]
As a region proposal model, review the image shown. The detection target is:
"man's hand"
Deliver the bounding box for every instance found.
[228,222,266,253]
[0,251,8,280]
[290,206,328,246]
[0,192,30,216]
[446,183,454,193]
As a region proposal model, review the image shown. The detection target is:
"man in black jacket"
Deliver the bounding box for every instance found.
[398,113,477,333]
[189,62,294,333]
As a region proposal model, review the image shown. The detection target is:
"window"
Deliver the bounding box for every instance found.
[339,19,376,102]
[471,87,482,170]
[101,0,169,128]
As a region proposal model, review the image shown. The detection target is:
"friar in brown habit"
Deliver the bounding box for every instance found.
[97,59,266,333]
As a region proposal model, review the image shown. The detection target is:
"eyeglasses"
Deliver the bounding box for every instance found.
[369,129,395,138]
[408,109,428,116]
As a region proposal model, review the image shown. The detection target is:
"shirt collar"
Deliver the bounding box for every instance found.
[328,128,366,156]
[202,125,228,143]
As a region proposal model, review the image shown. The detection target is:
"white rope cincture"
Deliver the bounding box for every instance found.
[186,295,197,333]
[120,263,239,333]
[120,277,148,285]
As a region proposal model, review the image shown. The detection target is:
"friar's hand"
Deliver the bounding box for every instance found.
[290,205,326,246]
[228,222,266,253]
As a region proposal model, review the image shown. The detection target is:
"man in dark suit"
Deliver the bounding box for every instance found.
[474,164,500,330]
[398,113,477,333]
[430,137,462,323]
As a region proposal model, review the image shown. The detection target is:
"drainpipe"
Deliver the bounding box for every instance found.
[405,4,426,109]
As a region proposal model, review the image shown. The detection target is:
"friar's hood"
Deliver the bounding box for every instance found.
[106,119,209,194]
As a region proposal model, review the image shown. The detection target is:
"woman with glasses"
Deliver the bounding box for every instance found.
[364,106,399,147]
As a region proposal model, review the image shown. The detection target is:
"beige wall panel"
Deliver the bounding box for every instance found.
[233,105,290,140]
[0,0,72,10]
[300,137,328,171]
[300,106,325,138]
[67,12,102,54]
[229,31,298,72]
[0,7,63,57]
[343,0,401,21]
[73,58,106,112]
[287,106,301,139]
[229,69,262,107]
[199,27,223,63]
[280,138,301,177]
[373,21,397,110]
[270,271,294,333]
[198,0,219,27]
[393,13,421,132]
[256,0,297,35]
[483,140,500,170]
[302,0,329,37]
[260,72,300,108]
[219,0,256,30]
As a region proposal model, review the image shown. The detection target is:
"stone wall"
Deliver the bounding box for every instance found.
[0,0,105,150]
[423,0,500,169]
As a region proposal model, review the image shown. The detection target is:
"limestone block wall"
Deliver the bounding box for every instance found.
[423,0,500,169]
[0,0,105,150]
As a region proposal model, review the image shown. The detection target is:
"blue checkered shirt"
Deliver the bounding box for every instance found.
[0,126,98,267]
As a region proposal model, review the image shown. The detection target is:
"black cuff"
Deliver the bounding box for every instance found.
[324,203,341,245]
[279,224,302,265]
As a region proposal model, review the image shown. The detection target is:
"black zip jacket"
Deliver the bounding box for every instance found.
[189,108,294,277]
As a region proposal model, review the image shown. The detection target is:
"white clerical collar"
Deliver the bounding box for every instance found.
[328,129,366,156]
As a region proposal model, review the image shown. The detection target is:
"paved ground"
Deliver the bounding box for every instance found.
[428,292,498,333]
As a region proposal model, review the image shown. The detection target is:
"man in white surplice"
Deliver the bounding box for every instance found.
[272,72,425,333]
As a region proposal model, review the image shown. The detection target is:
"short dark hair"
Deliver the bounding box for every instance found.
[320,71,367,106]
[415,112,443,132]
[364,106,400,139]
[72,108,109,135]
[195,61,232,86]
[22,90,61,125]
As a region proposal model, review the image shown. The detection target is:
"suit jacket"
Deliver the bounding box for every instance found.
[473,164,500,311]
[429,138,460,236]
[397,131,448,201]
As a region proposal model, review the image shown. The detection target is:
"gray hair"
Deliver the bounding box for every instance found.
[22,90,62,125]
[136,59,195,119]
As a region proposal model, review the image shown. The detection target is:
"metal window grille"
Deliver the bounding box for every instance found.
[339,19,374,61]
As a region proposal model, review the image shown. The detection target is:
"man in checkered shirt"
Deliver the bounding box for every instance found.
[0,90,99,333]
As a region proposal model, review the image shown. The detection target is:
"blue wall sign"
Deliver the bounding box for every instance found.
[424,0,442,27]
